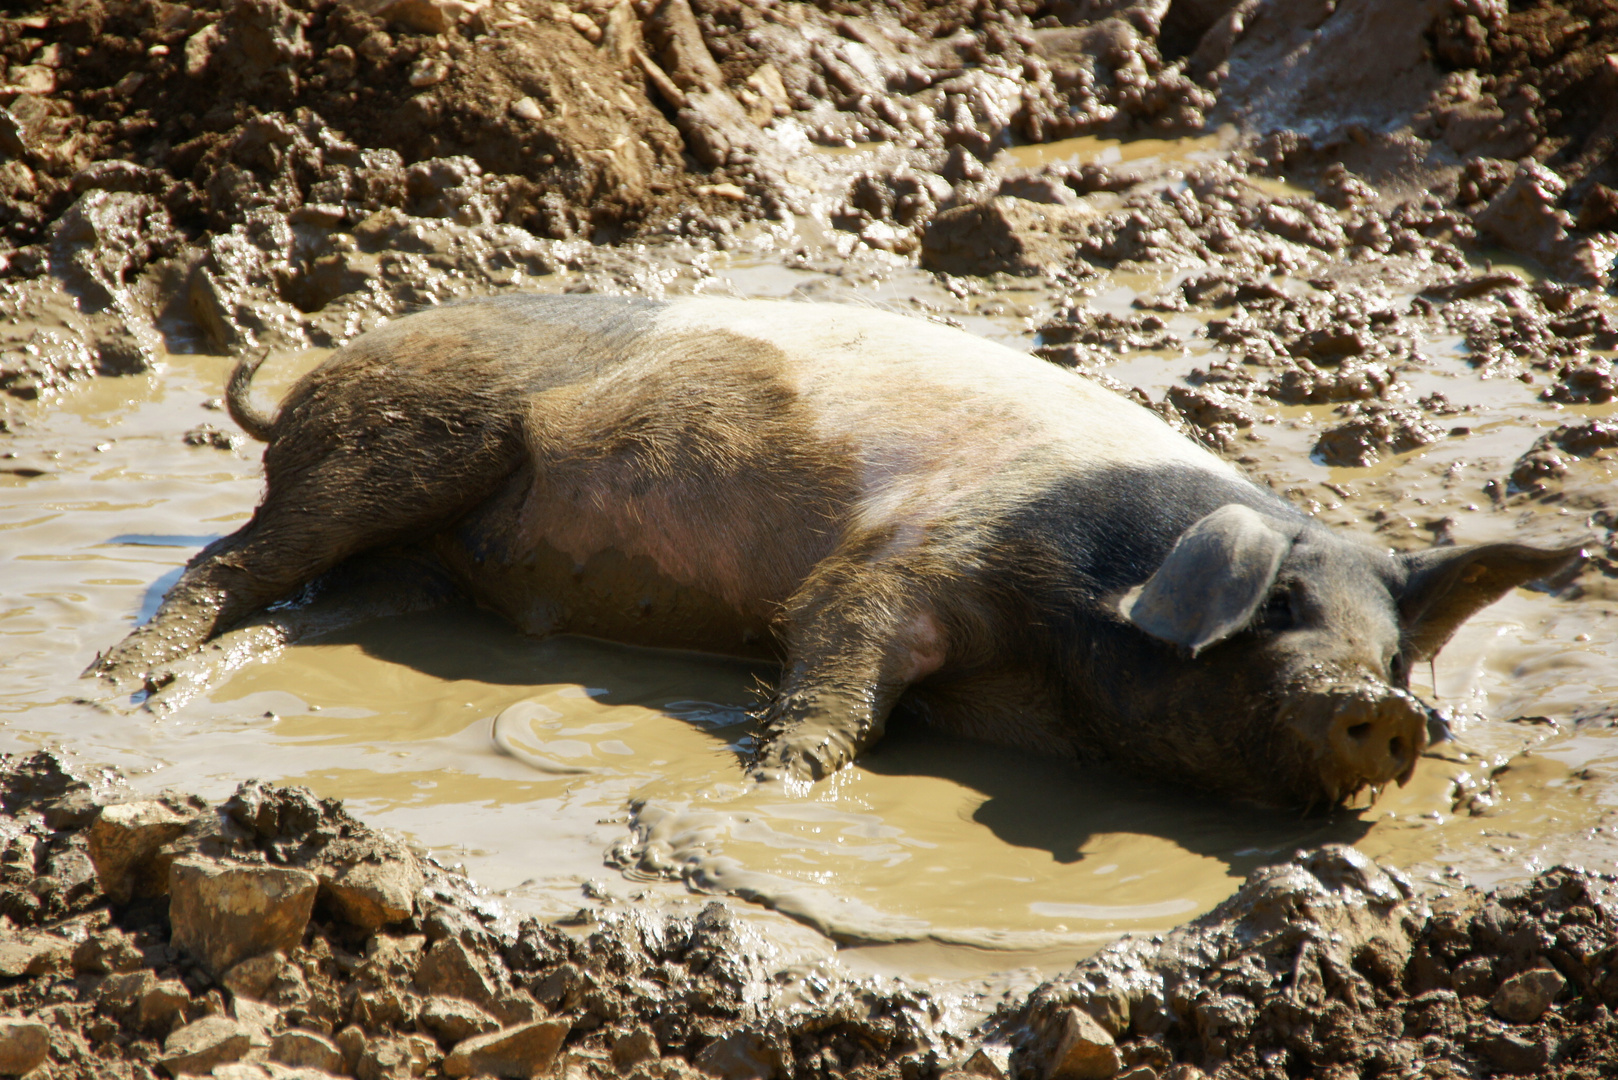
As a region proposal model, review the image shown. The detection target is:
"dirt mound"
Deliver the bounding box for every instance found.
[1430,0,1618,231]
[1010,846,1618,1079]
[0,751,954,1080]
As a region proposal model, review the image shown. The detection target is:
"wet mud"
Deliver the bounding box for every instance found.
[4,0,1618,1076]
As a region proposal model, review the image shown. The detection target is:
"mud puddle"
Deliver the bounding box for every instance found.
[3,166,1618,998]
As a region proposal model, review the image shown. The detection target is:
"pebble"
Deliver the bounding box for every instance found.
[1491,966,1567,1023]
[0,1016,50,1076]
[444,1019,570,1079]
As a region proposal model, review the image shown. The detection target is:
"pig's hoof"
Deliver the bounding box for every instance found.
[753,729,849,784]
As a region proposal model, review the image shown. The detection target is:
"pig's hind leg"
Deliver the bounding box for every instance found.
[754,555,949,781]
[87,405,524,693]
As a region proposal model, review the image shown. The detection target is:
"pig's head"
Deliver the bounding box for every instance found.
[1116,504,1583,809]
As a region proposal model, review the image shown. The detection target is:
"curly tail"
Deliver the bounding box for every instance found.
[226,349,278,442]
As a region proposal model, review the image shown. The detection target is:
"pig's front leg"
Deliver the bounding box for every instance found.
[754,561,947,781]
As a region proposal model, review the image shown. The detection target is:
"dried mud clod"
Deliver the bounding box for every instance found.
[3,750,1617,1080]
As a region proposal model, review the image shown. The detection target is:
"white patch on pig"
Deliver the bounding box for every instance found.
[650,298,1237,544]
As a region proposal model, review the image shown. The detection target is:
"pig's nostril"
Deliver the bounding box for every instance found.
[1389,736,1407,763]
[1346,722,1372,742]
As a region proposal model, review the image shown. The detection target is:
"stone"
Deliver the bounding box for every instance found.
[643,0,723,92]
[960,1044,1011,1080]
[336,1026,367,1074]
[357,1036,423,1080]
[71,928,145,974]
[694,1031,782,1080]
[610,1028,658,1070]
[138,980,191,1034]
[98,969,157,1014]
[223,951,287,1001]
[0,1017,50,1076]
[1491,966,1567,1024]
[0,932,69,977]
[233,996,282,1037]
[159,1016,252,1076]
[417,996,500,1046]
[168,858,318,976]
[323,859,422,931]
[41,788,102,830]
[271,1030,344,1073]
[488,991,541,1027]
[212,1066,274,1080]
[443,1019,570,1079]
[1045,1008,1121,1080]
[86,800,191,901]
[921,198,1097,277]
[413,938,498,1009]
[0,95,51,157]
[1479,1029,1550,1073]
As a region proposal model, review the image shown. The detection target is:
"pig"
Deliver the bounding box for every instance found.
[88,295,1582,808]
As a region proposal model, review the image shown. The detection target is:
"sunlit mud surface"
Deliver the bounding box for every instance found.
[4,133,1618,1000]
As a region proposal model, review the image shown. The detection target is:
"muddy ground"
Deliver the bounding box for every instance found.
[4,0,1618,1077]
[5,751,1618,1080]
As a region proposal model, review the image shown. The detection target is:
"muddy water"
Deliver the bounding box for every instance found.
[3,207,1618,990]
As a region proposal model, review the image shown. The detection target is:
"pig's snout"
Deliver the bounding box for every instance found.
[1299,685,1431,802]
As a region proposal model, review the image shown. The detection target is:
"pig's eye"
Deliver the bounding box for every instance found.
[1252,587,1294,633]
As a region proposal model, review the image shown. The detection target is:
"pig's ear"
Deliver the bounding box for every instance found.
[1397,542,1585,660]
[1120,504,1298,656]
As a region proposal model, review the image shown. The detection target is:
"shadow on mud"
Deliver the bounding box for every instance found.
[314,597,1372,883]
[860,715,1376,876]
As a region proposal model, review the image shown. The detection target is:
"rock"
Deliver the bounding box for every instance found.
[414,937,499,1009]
[86,800,191,902]
[97,969,157,1015]
[232,996,282,1037]
[0,1017,50,1076]
[643,0,723,92]
[223,951,287,1001]
[323,859,422,931]
[1491,966,1566,1024]
[159,1016,252,1076]
[337,1026,367,1074]
[211,1065,274,1080]
[359,1035,437,1080]
[1479,1029,1550,1073]
[920,198,1097,276]
[675,90,760,170]
[40,788,102,830]
[138,980,191,1034]
[71,928,145,974]
[0,931,69,977]
[1043,1008,1120,1080]
[345,0,456,35]
[0,750,88,813]
[610,1028,659,1070]
[443,1019,570,1079]
[418,996,500,1045]
[271,1029,344,1073]
[1474,160,1616,286]
[694,1031,783,1080]
[0,95,50,158]
[488,991,541,1028]
[168,858,318,976]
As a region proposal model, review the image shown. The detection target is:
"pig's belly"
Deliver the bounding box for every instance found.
[432,530,781,660]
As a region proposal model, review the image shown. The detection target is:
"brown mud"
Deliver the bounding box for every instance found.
[4,0,1618,1077]
[6,753,1618,1080]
